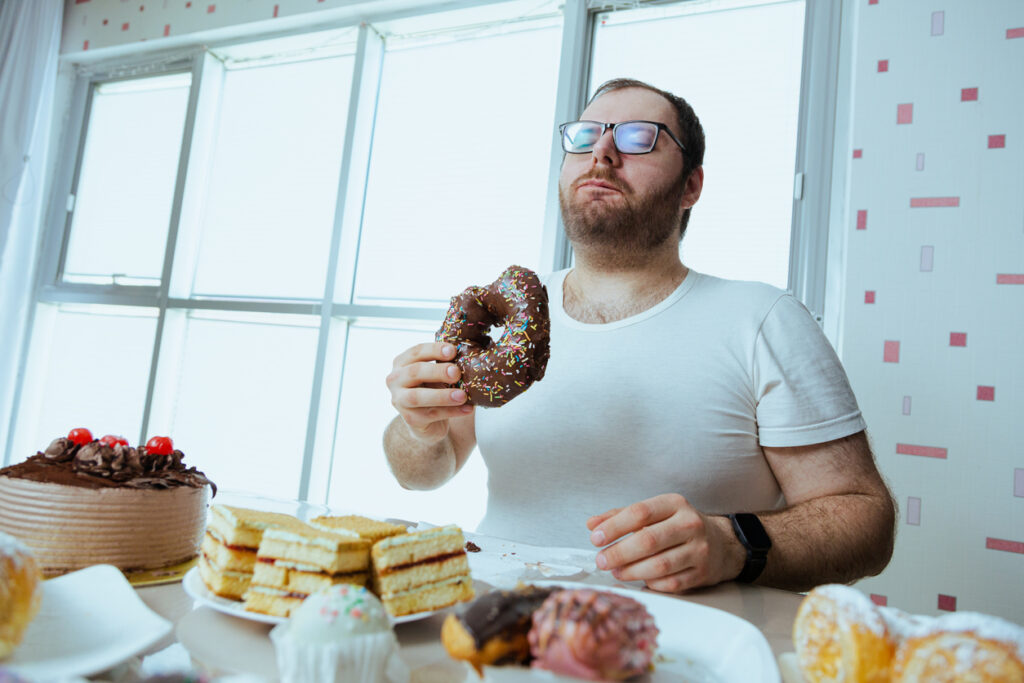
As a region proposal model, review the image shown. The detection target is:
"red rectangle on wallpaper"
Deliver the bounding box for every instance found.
[897,443,947,459]
[883,341,899,363]
[986,537,1024,554]
[911,197,960,208]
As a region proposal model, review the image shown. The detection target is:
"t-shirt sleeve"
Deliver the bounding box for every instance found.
[753,294,866,447]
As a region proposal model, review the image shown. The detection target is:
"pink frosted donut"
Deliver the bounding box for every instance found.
[436,265,550,407]
[528,588,659,681]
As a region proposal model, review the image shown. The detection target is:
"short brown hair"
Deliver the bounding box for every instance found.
[588,78,706,236]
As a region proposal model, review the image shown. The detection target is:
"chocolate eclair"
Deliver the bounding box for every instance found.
[441,585,559,675]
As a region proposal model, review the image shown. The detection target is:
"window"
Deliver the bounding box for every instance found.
[7,0,835,530]
[189,57,354,300]
[63,74,191,286]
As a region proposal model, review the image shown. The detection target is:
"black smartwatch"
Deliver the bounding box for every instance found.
[727,513,772,583]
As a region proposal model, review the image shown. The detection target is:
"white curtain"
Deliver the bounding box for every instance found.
[0,0,63,456]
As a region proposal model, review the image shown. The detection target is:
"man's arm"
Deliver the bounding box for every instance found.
[384,412,476,490]
[587,430,896,593]
[383,341,477,490]
[751,430,895,590]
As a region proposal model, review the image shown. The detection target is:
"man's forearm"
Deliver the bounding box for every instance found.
[755,491,896,592]
[383,416,458,490]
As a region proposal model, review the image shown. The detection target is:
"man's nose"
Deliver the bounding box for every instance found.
[591,127,620,166]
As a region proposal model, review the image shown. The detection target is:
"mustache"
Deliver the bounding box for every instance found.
[571,169,632,194]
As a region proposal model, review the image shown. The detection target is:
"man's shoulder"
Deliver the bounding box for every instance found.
[690,271,790,311]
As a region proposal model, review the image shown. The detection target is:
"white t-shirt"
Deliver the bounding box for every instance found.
[473,269,865,548]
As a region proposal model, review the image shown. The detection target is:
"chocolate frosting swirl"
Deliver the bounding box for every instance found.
[3,437,216,493]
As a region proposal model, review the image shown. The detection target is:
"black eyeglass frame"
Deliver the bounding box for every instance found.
[558,119,687,155]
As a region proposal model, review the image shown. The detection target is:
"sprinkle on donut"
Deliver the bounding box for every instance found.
[436,265,551,407]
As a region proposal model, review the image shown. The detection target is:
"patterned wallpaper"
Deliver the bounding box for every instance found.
[58,0,1023,621]
[61,0,355,53]
[841,0,1023,622]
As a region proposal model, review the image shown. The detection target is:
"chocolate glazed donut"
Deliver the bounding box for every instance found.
[436,265,551,407]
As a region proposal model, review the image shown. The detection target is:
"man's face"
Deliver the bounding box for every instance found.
[558,88,690,263]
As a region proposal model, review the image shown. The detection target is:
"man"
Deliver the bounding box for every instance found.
[384,78,895,594]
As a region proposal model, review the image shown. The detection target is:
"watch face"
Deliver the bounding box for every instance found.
[734,513,772,551]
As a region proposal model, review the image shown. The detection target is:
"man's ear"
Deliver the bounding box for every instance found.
[681,166,704,209]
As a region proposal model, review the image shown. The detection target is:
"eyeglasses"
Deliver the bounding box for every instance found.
[558,120,686,155]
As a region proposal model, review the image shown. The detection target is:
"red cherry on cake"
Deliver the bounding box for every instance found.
[99,434,129,448]
[67,428,94,446]
[145,436,174,455]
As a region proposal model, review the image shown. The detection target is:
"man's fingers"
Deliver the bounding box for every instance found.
[392,342,457,370]
[603,538,712,594]
[643,567,705,594]
[596,520,680,571]
[387,361,461,391]
[591,493,689,547]
[399,387,468,410]
[586,509,621,531]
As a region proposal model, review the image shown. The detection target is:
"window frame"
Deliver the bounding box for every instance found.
[4,0,843,495]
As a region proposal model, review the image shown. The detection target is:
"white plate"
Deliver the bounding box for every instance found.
[4,564,173,680]
[182,567,447,625]
[481,581,781,683]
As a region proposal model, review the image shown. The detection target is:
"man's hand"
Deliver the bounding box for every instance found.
[586,493,744,594]
[386,342,474,445]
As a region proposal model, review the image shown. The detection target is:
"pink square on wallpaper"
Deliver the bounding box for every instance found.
[961,88,979,101]
[884,341,900,363]
[869,0,878,4]
[870,594,888,606]
[997,274,1024,284]
[865,290,876,303]
[856,210,867,230]
[989,135,1006,148]
[878,60,889,72]
[977,386,995,401]
[938,594,957,611]
[83,40,89,50]
[1015,469,1024,497]
[853,149,863,158]
[102,18,108,25]
[163,24,170,36]
[1008,28,1024,39]
[273,4,279,17]
[121,22,129,30]
[897,103,913,124]
[950,332,967,347]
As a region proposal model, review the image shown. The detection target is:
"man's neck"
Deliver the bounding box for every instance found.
[562,247,689,324]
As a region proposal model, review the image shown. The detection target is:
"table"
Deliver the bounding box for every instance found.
[132,532,805,681]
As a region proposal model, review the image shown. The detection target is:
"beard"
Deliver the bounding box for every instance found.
[558,167,686,268]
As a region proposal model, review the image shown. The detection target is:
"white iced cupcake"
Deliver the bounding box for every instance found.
[270,584,408,683]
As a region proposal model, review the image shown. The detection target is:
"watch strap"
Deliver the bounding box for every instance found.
[728,513,770,583]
